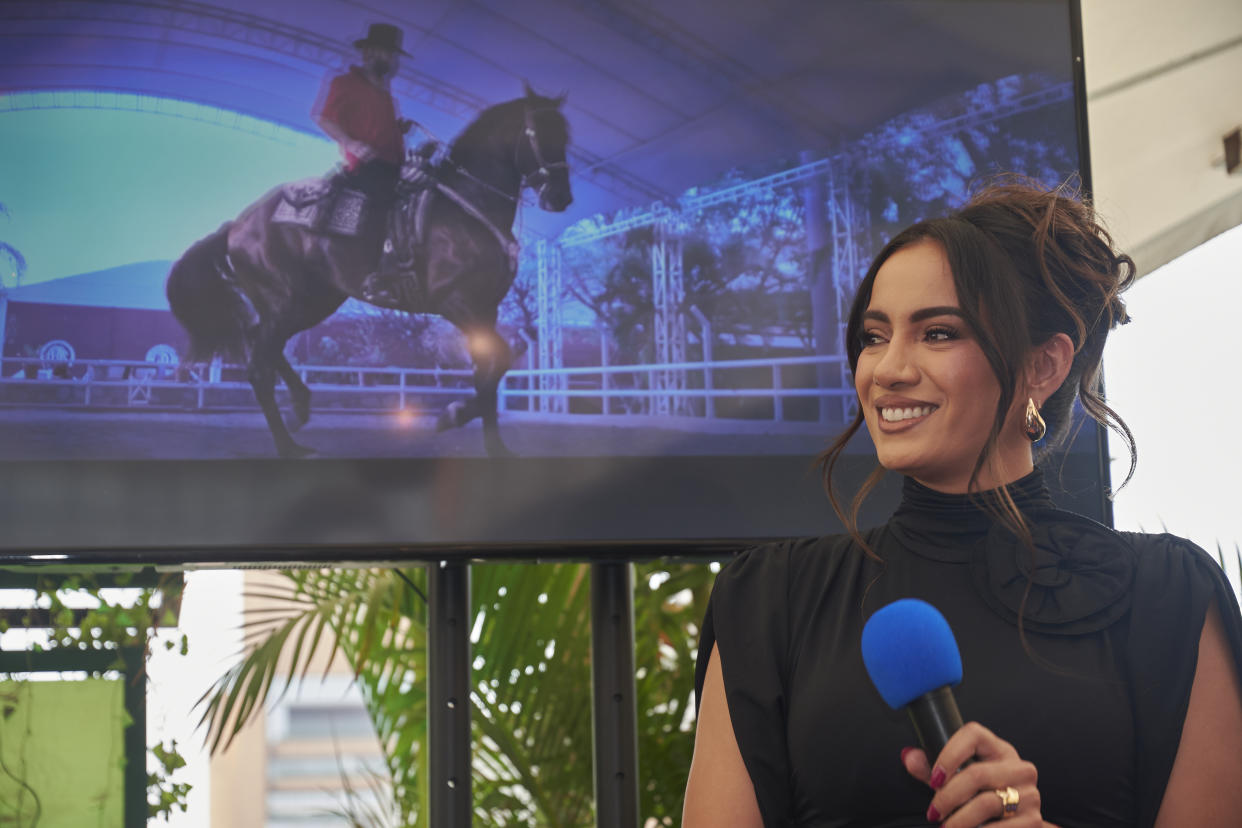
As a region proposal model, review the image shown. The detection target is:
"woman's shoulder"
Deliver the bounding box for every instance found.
[1115,529,1234,599]
[719,531,877,580]
[1116,528,1212,560]
[711,531,881,611]
[1026,511,1232,596]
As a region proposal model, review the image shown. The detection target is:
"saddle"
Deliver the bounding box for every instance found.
[271,150,437,243]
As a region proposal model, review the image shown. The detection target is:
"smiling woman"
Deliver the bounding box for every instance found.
[853,241,1009,493]
[683,181,1242,828]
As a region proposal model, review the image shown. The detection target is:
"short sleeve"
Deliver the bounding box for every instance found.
[1123,533,1242,828]
[695,543,793,827]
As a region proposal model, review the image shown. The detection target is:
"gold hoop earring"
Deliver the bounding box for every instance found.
[1024,398,1046,442]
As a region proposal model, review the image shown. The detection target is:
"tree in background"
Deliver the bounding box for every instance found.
[302,306,467,369]
[857,75,1079,248]
[198,560,716,826]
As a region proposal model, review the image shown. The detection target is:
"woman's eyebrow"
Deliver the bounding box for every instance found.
[862,306,964,324]
[909,306,965,322]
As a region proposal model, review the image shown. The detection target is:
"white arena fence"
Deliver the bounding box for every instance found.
[0,353,856,422]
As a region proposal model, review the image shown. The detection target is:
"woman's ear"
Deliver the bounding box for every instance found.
[1024,333,1074,402]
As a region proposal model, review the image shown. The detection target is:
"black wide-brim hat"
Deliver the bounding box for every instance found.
[354,22,410,56]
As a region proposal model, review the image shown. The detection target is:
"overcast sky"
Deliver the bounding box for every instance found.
[1104,220,1242,594]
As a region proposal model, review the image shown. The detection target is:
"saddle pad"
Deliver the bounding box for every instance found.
[324,189,367,236]
[280,176,334,208]
[271,187,367,237]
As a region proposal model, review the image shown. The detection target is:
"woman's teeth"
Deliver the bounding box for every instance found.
[880,405,935,422]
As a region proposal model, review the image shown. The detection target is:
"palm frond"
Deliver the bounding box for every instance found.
[0,242,26,286]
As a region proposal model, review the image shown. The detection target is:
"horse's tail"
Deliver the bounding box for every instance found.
[166,223,249,364]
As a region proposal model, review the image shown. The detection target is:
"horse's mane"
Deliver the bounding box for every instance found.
[451,95,569,161]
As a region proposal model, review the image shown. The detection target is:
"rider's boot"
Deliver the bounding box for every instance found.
[360,239,404,306]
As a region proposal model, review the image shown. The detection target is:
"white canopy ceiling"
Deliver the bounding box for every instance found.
[1083,0,1242,278]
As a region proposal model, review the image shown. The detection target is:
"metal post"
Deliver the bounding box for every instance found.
[599,326,610,415]
[120,645,146,828]
[801,149,836,425]
[549,244,567,413]
[519,330,538,412]
[773,365,784,422]
[689,305,714,419]
[651,219,670,416]
[590,561,639,828]
[428,561,472,828]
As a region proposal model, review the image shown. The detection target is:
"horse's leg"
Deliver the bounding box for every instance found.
[435,294,513,458]
[247,329,316,458]
[273,352,312,431]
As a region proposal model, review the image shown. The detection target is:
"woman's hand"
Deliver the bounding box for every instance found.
[901,722,1055,827]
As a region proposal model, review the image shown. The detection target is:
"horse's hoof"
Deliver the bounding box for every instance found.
[485,441,517,459]
[277,441,317,459]
[288,401,312,432]
[436,401,468,432]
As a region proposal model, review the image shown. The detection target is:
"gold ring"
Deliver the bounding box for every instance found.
[995,786,1020,819]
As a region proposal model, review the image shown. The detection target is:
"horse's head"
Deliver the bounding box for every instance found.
[518,82,573,213]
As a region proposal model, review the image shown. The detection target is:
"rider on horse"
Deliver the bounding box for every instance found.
[313,22,421,304]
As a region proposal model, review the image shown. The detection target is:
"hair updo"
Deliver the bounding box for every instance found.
[820,179,1136,534]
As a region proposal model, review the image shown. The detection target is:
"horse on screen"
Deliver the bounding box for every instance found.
[165,85,572,458]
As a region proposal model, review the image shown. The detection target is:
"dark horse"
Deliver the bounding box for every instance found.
[166,85,572,457]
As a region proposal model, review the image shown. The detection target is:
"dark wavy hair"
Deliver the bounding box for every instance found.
[818,179,1136,552]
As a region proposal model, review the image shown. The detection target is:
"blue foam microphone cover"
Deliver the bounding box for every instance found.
[861,598,963,709]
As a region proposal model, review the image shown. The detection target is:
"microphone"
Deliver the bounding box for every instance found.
[861,598,965,763]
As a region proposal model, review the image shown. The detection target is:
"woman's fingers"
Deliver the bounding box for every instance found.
[940,783,1042,827]
[901,746,931,783]
[932,721,1019,776]
[927,756,1037,821]
[916,722,1039,826]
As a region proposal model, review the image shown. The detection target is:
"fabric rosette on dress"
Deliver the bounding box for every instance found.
[971,510,1135,635]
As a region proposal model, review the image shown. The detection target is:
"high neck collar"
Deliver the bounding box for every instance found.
[897,468,1053,523]
[887,468,1055,561]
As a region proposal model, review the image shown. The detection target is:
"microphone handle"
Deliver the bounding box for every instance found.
[906,685,965,765]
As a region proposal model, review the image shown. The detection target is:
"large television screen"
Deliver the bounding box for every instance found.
[0,0,1106,561]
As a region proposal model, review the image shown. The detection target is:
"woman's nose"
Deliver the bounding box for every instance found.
[873,341,919,387]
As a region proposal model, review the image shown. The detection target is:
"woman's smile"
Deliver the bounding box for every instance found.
[874,399,939,431]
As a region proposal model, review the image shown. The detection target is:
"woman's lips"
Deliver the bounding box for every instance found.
[876,404,938,431]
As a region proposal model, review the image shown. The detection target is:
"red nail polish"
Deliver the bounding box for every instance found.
[926,803,940,822]
[929,766,946,789]
[900,747,915,764]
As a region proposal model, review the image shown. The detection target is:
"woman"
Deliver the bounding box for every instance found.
[683,182,1242,827]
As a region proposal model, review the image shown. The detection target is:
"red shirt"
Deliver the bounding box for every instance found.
[315,66,405,169]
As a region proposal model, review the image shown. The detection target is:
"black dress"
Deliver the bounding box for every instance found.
[695,469,1242,828]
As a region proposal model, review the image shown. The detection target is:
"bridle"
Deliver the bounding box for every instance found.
[517,102,569,199]
[427,99,568,214]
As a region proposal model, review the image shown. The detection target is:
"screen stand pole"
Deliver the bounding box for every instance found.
[591,561,640,828]
[429,561,472,827]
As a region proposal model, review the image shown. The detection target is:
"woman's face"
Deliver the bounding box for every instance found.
[853,240,1032,492]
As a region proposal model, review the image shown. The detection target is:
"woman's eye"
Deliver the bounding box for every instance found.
[858,330,886,347]
[925,326,959,342]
